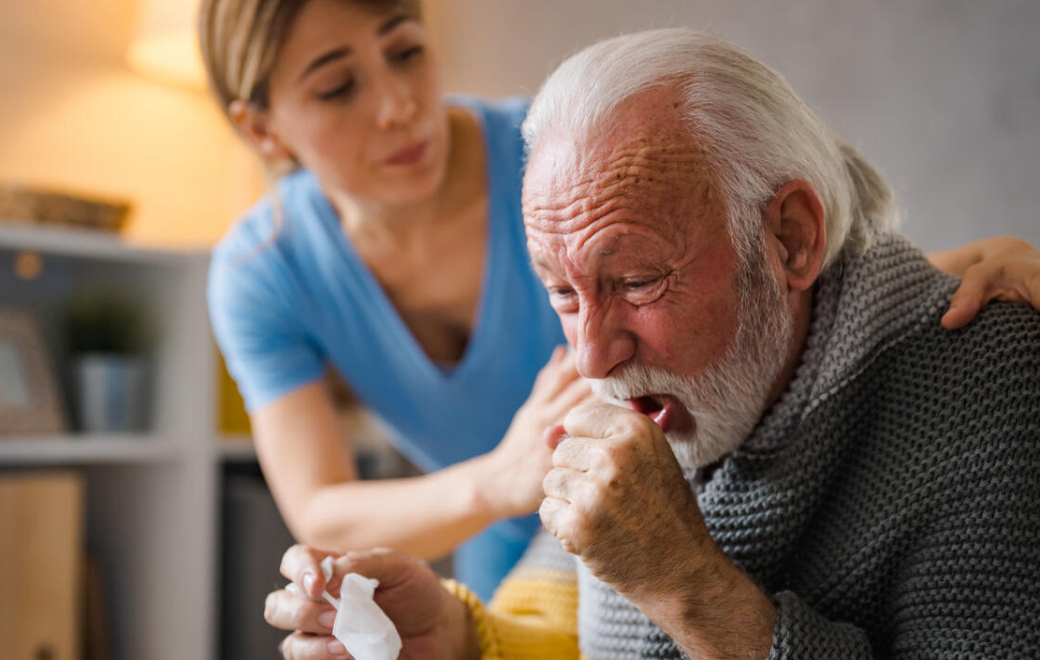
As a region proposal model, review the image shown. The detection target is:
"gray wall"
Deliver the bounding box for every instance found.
[429,0,1040,251]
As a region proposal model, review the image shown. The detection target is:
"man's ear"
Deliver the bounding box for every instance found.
[763,179,827,292]
[229,100,293,162]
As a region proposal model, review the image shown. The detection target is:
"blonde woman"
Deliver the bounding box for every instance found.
[200,0,1040,603]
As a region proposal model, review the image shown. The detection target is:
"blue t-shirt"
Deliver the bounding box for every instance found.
[207,96,566,601]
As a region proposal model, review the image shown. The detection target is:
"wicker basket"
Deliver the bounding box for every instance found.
[0,183,131,232]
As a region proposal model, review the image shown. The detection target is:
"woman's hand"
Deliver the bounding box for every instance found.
[479,346,593,519]
[930,236,1040,329]
[266,544,477,660]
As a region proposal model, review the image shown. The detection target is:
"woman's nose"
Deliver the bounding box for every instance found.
[375,76,417,130]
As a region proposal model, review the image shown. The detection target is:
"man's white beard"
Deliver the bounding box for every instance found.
[589,251,794,469]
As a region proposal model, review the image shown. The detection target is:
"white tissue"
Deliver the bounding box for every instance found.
[286,556,402,660]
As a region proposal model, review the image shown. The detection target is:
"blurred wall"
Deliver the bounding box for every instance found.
[427,0,1040,252]
[0,0,260,247]
[3,2,1036,251]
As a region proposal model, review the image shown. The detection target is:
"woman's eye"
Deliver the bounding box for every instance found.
[318,79,355,101]
[393,45,424,63]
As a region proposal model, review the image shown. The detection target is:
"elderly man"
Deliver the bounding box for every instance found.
[267,28,1040,660]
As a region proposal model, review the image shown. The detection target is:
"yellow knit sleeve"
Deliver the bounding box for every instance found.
[442,565,580,660]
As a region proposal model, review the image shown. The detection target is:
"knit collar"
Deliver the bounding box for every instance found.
[736,232,954,456]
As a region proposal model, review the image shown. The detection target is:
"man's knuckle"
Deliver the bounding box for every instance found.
[539,500,556,530]
[542,470,558,495]
[597,457,621,484]
[612,413,648,438]
[604,438,635,465]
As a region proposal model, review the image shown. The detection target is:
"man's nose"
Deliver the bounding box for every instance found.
[375,76,417,130]
[575,302,636,379]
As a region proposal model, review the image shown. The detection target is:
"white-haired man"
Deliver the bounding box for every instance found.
[265,29,1040,659]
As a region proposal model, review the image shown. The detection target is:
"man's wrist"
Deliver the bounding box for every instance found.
[635,544,777,660]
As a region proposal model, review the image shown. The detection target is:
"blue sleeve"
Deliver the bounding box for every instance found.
[207,235,325,412]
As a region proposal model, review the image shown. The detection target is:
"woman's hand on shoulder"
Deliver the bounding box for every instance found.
[931,236,1040,329]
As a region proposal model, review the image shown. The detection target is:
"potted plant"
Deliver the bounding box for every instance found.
[64,289,154,433]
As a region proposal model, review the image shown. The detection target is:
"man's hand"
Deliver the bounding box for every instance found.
[265,544,479,660]
[538,402,711,597]
[540,402,776,660]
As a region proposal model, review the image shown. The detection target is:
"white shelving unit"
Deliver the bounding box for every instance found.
[0,220,231,660]
[0,435,179,464]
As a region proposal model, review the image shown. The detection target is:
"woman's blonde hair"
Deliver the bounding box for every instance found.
[198,0,422,117]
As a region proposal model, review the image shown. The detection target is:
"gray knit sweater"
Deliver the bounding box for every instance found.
[514,233,1040,659]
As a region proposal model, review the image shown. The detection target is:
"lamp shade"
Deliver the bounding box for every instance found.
[127,0,206,89]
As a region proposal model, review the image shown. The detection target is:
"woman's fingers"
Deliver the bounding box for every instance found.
[279,544,342,598]
[940,236,1040,329]
[279,632,351,660]
[531,345,566,390]
[942,266,987,330]
[548,376,593,422]
[265,588,337,634]
[532,347,582,403]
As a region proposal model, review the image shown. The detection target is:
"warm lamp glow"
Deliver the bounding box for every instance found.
[127,0,206,90]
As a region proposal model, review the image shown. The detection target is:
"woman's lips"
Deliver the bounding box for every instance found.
[385,139,429,166]
[627,394,693,434]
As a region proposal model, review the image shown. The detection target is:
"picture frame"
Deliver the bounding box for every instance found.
[0,307,68,435]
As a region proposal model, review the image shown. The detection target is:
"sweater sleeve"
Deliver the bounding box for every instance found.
[765,394,1040,660]
[767,591,874,659]
[444,530,581,660]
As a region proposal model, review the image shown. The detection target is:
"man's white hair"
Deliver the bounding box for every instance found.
[522,28,899,270]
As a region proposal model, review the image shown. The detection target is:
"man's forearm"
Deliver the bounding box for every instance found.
[629,546,777,660]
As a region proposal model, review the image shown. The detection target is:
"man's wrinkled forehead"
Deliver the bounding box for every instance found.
[522,136,713,274]
[522,87,713,250]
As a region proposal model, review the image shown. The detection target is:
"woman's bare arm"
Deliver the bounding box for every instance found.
[251,350,591,560]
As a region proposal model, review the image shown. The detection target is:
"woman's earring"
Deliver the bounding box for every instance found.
[261,139,276,156]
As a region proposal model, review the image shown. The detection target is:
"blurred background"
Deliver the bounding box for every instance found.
[0,1,1037,659]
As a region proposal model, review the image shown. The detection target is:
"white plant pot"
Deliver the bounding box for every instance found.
[73,354,150,432]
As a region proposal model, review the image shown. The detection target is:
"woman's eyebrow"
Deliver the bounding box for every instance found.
[299,47,351,83]
[377,14,411,35]
[297,15,414,84]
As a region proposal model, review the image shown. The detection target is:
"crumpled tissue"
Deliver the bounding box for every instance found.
[286,556,402,660]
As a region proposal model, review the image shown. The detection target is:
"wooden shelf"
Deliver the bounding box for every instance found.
[0,434,179,465]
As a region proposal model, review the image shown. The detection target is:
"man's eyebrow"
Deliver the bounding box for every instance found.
[299,47,351,83]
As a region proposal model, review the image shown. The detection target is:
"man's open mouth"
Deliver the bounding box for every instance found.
[627,394,675,430]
